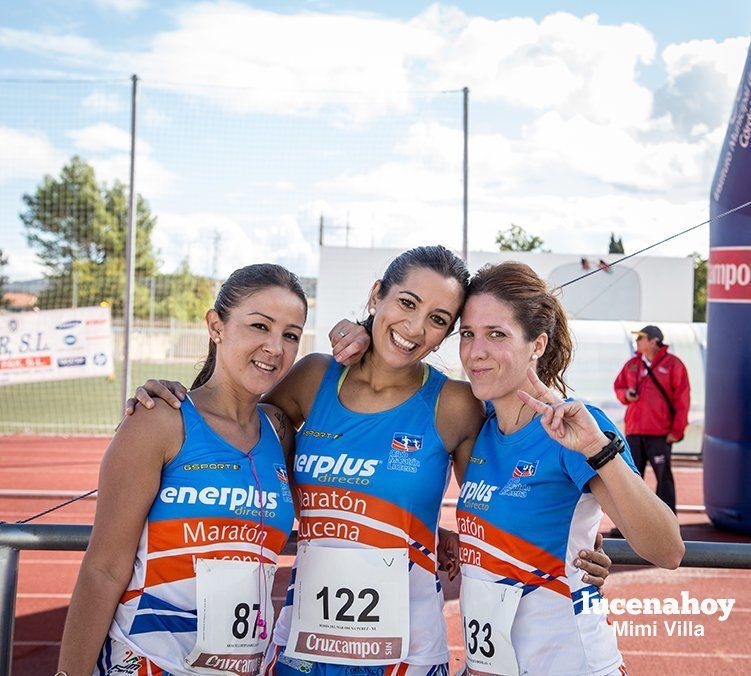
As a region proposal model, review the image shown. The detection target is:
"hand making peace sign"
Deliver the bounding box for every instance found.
[516,369,610,459]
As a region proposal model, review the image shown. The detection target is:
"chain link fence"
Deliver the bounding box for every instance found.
[0,78,465,433]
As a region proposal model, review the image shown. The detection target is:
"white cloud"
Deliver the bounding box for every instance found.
[523,112,718,192]
[124,1,442,122]
[0,127,65,183]
[82,90,124,114]
[67,123,133,152]
[430,12,656,128]
[0,27,109,67]
[141,106,171,127]
[152,209,318,278]
[3,248,44,282]
[655,36,749,134]
[93,0,147,13]
[65,124,174,196]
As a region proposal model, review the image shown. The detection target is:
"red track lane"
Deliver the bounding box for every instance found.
[3,435,751,675]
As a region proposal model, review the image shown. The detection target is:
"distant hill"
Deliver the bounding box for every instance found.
[5,278,49,295]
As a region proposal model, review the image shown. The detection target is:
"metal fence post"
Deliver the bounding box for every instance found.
[121,73,139,415]
[0,546,19,675]
[462,86,469,263]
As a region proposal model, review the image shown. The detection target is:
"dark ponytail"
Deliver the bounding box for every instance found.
[192,264,307,389]
[360,245,469,337]
[467,262,573,395]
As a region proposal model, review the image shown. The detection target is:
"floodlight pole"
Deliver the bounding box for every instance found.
[462,86,469,263]
[121,74,138,414]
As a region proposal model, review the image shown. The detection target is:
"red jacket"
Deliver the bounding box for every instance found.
[613,345,690,440]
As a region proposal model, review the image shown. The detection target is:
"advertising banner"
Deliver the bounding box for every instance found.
[0,306,115,386]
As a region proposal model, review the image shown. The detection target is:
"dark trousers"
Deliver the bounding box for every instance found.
[626,434,676,513]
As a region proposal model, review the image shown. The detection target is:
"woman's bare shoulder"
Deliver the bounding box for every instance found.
[116,397,184,461]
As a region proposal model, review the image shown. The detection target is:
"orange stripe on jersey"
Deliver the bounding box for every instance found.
[147,517,287,556]
[296,483,436,553]
[408,546,435,574]
[457,509,564,578]
[120,588,143,604]
[264,644,280,675]
[460,542,570,598]
[144,550,277,587]
[299,515,435,574]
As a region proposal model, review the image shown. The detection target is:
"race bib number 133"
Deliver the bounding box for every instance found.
[461,576,522,676]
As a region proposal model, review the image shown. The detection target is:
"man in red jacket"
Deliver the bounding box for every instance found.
[613,325,690,513]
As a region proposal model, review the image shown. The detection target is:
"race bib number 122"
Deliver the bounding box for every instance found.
[286,544,410,666]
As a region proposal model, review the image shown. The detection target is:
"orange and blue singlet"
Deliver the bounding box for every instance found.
[270,358,452,674]
[99,396,295,676]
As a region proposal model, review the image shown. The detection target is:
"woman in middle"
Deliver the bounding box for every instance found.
[263,245,481,675]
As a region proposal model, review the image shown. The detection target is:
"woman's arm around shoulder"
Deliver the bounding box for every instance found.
[259,402,296,463]
[435,378,486,486]
[261,352,331,429]
[57,400,183,675]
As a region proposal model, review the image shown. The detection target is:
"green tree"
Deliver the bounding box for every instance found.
[153,260,217,322]
[608,233,625,254]
[20,156,159,315]
[0,249,8,307]
[495,224,548,252]
[692,252,707,322]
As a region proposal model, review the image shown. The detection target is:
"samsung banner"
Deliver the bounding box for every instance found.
[704,40,751,533]
[0,306,115,386]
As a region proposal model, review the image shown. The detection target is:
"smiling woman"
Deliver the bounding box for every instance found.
[191,264,308,391]
[56,264,308,676]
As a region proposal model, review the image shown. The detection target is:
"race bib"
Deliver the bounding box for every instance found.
[461,576,522,676]
[186,558,276,675]
[286,544,410,665]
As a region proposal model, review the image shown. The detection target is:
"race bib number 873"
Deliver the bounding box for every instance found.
[186,558,276,675]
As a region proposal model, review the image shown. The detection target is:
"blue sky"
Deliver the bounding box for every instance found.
[1,1,750,281]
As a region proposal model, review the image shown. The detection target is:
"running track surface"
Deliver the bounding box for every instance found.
[2,435,751,675]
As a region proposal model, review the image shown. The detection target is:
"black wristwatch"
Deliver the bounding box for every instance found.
[586,430,626,470]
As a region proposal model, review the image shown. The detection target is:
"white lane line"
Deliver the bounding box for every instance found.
[0,489,96,497]
[18,559,83,564]
[608,568,751,582]
[13,641,61,647]
[18,593,288,602]
[621,650,751,659]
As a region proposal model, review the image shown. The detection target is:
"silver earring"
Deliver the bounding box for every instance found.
[369,307,376,316]
[531,354,538,361]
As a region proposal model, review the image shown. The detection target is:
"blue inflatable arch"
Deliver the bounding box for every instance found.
[704,40,751,533]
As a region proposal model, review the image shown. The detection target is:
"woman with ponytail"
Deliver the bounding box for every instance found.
[58,264,308,676]
[456,262,684,676]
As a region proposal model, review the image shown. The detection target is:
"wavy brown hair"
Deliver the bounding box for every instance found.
[467,261,573,395]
